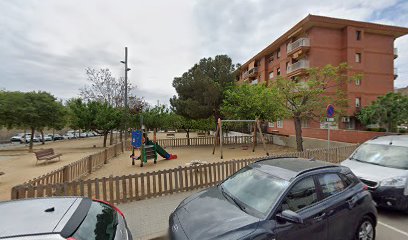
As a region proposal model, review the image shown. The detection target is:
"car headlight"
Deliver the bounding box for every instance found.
[380,176,407,188]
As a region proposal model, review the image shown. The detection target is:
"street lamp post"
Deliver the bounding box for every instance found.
[121,47,131,141]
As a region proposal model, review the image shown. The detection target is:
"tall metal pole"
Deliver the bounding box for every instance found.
[124,47,128,141]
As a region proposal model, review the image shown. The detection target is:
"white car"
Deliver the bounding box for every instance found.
[10,133,25,143]
[341,135,408,212]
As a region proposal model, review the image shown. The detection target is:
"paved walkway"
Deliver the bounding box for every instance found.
[119,190,200,240]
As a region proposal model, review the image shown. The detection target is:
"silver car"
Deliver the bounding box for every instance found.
[0,197,132,240]
[341,135,408,212]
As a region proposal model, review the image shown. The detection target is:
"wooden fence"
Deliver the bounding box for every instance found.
[156,135,273,148]
[11,145,358,202]
[22,142,124,187]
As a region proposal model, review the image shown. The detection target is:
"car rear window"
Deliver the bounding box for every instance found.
[70,202,117,240]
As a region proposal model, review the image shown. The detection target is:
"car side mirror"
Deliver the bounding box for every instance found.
[276,210,304,224]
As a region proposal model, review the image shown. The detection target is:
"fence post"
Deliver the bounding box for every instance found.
[88,156,93,174]
[104,149,108,164]
[63,165,70,182]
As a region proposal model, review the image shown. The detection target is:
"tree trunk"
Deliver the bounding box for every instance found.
[119,130,123,142]
[103,132,108,147]
[186,130,190,146]
[294,116,304,152]
[29,128,35,152]
[41,130,45,145]
[109,130,114,145]
[78,129,81,138]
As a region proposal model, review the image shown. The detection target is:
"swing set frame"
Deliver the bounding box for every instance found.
[212,118,269,159]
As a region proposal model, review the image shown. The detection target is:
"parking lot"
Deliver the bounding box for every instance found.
[120,190,408,240]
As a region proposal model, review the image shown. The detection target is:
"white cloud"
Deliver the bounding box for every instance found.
[0,0,407,105]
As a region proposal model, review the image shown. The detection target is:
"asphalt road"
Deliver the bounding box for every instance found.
[377,209,408,240]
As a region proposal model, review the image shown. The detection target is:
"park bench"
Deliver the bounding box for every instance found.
[197,132,206,138]
[166,133,176,138]
[34,148,62,165]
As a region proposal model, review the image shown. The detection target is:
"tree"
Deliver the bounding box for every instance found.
[221,83,285,121]
[81,68,143,142]
[81,68,133,107]
[170,55,239,121]
[68,100,122,147]
[271,64,358,151]
[358,92,408,132]
[141,104,169,141]
[0,91,66,151]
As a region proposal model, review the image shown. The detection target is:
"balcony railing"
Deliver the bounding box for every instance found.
[287,38,310,53]
[287,59,309,74]
[242,67,258,79]
[394,48,398,59]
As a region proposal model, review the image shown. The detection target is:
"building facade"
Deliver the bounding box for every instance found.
[237,15,408,140]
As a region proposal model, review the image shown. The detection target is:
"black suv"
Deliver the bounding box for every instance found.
[0,197,132,240]
[169,157,377,240]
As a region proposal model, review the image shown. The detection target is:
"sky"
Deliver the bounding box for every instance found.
[1,0,408,105]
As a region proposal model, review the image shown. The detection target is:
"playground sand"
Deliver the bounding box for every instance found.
[84,144,295,179]
[0,136,109,201]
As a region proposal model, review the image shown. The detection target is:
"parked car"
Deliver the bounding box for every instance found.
[341,135,408,212]
[43,135,53,141]
[79,132,88,138]
[0,197,132,240]
[64,133,76,139]
[169,157,377,240]
[52,134,64,141]
[10,133,24,143]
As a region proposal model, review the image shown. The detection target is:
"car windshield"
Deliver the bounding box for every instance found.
[221,166,289,217]
[71,201,118,240]
[351,143,408,170]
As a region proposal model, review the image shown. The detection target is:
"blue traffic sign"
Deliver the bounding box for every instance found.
[326,104,335,118]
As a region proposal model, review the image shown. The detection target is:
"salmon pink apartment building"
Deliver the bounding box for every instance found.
[237,15,408,143]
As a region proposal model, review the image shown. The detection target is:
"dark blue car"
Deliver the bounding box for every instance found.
[169,157,377,240]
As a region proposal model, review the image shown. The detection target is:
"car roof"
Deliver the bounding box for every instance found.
[253,157,338,181]
[0,197,86,238]
[368,135,408,147]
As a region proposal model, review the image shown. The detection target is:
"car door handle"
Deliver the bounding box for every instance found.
[313,212,326,221]
[347,196,358,209]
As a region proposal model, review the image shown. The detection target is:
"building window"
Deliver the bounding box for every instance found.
[355,97,361,108]
[268,54,274,63]
[356,30,361,41]
[301,119,309,128]
[346,118,355,130]
[277,67,281,76]
[268,122,275,128]
[277,49,281,59]
[355,78,361,86]
[269,71,274,79]
[277,120,283,128]
[355,53,362,63]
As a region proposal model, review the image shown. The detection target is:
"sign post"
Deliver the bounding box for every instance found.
[326,104,335,160]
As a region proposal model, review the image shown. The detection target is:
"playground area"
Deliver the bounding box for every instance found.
[0,136,107,201]
[84,143,293,180]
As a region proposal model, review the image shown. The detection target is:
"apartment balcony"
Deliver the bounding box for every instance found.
[287,59,309,76]
[287,38,310,58]
[394,67,398,79]
[242,67,258,79]
[394,48,398,59]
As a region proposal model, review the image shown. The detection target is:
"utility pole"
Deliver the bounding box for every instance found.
[121,47,131,141]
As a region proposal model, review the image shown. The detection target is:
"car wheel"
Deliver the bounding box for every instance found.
[355,216,375,240]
